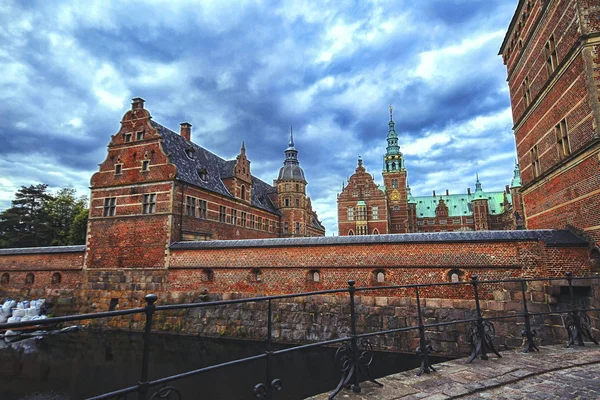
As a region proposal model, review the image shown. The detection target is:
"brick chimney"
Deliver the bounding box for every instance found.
[432,190,436,197]
[505,185,510,194]
[446,189,449,196]
[467,188,471,195]
[132,97,145,110]
[180,122,192,142]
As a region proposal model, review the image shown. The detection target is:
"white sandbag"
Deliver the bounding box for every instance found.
[7,316,21,323]
[0,315,7,323]
[26,307,40,317]
[12,309,26,318]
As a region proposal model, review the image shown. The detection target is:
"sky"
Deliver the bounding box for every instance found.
[0,0,519,235]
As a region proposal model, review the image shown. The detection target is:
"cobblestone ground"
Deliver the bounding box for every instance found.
[306,344,600,400]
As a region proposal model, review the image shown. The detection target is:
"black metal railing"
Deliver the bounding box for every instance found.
[1,272,598,399]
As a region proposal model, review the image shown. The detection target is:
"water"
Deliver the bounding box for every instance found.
[0,330,448,399]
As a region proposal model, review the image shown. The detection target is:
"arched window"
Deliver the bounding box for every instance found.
[309,270,320,283]
[0,273,9,284]
[348,230,355,236]
[374,270,385,283]
[447,269,464,283]
[51,272,62,284]
[373,229,380,235]
[25,273,35,285]
[202,269,214,282]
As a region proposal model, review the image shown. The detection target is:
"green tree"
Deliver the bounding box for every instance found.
[0,184,53,248]
[44,188,88,246]
[68,206,89,245]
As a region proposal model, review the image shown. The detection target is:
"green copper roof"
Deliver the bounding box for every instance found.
[510,162,522,188]
[407,184,417,204]
[414,191,511,218]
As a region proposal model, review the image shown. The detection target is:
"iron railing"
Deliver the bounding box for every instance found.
[0,272,598,399]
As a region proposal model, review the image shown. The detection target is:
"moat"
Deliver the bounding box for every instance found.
[0,329,449,400]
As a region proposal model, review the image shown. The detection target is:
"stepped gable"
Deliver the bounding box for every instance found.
[152,120,278,214]
[170,229,588,249]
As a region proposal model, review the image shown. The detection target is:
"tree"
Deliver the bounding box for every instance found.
[0,184,53,248]
[44,189,88,246]
[68,206,89,245]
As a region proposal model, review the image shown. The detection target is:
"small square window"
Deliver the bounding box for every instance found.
[123,133,132,143]
[115,164,122,175]
[142,160,150,171]
[136,131,144,141]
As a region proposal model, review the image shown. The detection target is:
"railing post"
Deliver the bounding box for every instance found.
[471,276,488,360]
[520,279,538,352]
[139,294,157,400]
[415,286,435,375]
[566,272,584,346]
[254,298,282,398]
[348,280,361,394]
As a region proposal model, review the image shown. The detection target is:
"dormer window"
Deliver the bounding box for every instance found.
[185,147,195,159]
[142,160,150,171]
[197,168,208,181]
[115,164,122,175]
[123,133,132,143]
[136,131,144,141]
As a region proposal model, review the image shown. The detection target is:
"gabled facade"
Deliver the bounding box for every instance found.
[337,109,524,235]
[86,98,324,269]
[499,0,600,243]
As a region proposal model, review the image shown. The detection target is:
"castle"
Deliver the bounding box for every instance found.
[337,107,525,236]
[0,0,599,313]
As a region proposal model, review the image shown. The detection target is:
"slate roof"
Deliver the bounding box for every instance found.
[414,192,510,218]
[153,121,279,214]
[0,245,86,255]
[170,229,588,249]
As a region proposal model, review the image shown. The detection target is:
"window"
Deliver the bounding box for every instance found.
[417,220,424,226]
[374,270,385,283]
[185,147,195,159]
[555,119,570,159]
[393,205,399,211]
[530,145,540,178]
[427,220,434,225]
[357,207,366,221]
[241,212,247,227]
[440,219,447,225]
[391,179,398,189]
[348,230,355,235]
[250,214,255,228]
[269,220,274,232]
[104,197,116,217]
[241,185,246,200]
[310,270,320,282]
[545,34,558,76]
[373,229,379,235]
[448,269,464,283]
[252,268,262,282]
[295,183,300,192]
[123,133,132,142]
[51,272,62,284]
[25,273,34,285]
[199,200,207,219]
[142,160,150,171]
[347,207,354,221]
[522,76,531,107]
[372,206,378,220]
[136,131,144,141]
[285,198,290,207]
[284,222,289,234]
[466,218,474,223]
[186,196,196,217]
[115,164,122,175]
[454,219,460,224]
[296,198,300,207]
[143,193,157,214]
[202,269,214,282]
[231,209,237,225]
[258,217,263,230]
[295,222,300,234]
[219,206,227,223]
[0,273,9,284]
[352,190,358,197]
[198,168,208,181]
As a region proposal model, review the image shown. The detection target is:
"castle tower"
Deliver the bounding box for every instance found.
[471,175,490,231]
[382,105,409,233]
[407,184,418,232]
[275,129,308,237]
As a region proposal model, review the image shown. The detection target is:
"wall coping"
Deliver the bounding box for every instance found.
[170,229,588,250]
[0,245,86,255]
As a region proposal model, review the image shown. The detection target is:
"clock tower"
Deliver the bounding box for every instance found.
[382,106,409,233]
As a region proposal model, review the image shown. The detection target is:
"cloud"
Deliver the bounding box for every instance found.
[0,0,518,235]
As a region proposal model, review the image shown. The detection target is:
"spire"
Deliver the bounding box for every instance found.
[241,141,246,153]
[277,127,306,182]
[389,104,393,121]
[473,174,486,199]
[407,183,416,204]
[289,126,294,147]
[355,155,365,172]
[510,161,522,188]
[383,104,402,172]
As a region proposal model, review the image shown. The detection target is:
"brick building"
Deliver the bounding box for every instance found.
[499,0,600,243]
[86,98,324,269]
[338,108,525,235]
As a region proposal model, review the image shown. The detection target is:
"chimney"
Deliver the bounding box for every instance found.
[467,188,471,195]
[131,97,145,110]
[432,190,436,197]
[180,122,192,142]
[446,189,449,196]
[505,185,510,194]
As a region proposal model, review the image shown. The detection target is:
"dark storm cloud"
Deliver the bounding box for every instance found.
[0,0,519,233]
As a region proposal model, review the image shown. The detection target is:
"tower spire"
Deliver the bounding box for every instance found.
[389,104,393,121]
[289,126,294,147]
